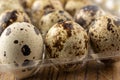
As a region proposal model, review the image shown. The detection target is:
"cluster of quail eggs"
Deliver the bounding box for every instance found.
[0,0,120,79]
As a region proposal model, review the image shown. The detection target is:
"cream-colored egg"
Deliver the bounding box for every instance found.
[31,0,64,27]
[0,0,23,14]
[74,5,105,31]
[0,22,44,79]
[89,15,120,54]
[39,10,73,37]
[65,0,92,16]
[0,9,31,35]
[45,21,89,71]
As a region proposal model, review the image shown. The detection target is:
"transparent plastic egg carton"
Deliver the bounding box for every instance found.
[0,47,120,80]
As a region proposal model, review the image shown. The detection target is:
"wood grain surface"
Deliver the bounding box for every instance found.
[1,60,120,80]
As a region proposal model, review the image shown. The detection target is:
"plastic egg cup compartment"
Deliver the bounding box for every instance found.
[0,47,120,80]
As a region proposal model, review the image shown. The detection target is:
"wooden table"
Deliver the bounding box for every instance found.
[1,60,120,80]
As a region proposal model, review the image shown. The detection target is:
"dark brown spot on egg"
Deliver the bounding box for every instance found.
[34,27,40,35]
[43,5,54,15]
[46,45,52,54]
[0,26,4,35]
[75,17,86,27]
[114,19,120,26]
[33,57,35,59]
[4,53,6,57]
[4,51,6,57]
[14,61,19,67]
[62,22,73,37]
[51,19,54,22]
[14,40,18,44]
[111,44,114,47]
[85,40,88,49]
[107,18,114,32]
[27,25,30,27]
[59,10,64,14]
[53,39,64,52]
[22,59,30,66]
[22,69,26,72]
[21,45,31,56]
[6,28,11,36]
[44,5,54,10]
[57,19,64,23]
[2,10,18,27]
[20,28,23,30]
[41,21,44,25]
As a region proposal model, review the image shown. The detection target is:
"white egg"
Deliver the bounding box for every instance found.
[0,22,44,79]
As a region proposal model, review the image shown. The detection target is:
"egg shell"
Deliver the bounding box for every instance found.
[0,9,31,35]
[39,10,73,37]
[65,0,92,16]
[0,22,44,79]
[31,0,64,27]
[45,21,89,71]
[74,5,105,31]
[0,0,24,14]
[89,15,120,54]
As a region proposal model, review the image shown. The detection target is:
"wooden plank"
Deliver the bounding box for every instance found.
[1,61,120,80]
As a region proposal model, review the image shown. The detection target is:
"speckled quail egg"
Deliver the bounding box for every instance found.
[89,14,120,57]
[74,5,105,31]
[0,0,24,14]
[39,10,73,37]
[0,9,31,35]
[45,21,89,71]
[0,22,44,79]
[31,0,64,27]
[65,0,92,16]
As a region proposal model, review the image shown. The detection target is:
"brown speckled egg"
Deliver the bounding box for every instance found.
[0,0,24,14]
[31,0,64,27]
[0,9,31,35]
[45,21,89,71]
[65,0,92,16]
[39,10,73,37]
[74,5,105,31]
[0,22,44,79]
[89,14,120,55]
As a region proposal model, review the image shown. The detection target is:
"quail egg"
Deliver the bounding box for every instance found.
[0,0,24,14]
[0,22,44,79]
[31,0,64,27]
[39,10,73,37]
[74,5,105,31]
[89,14,120,57]
[45,21,89,71]
[0,9,31,35]
[65,0,92,16]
